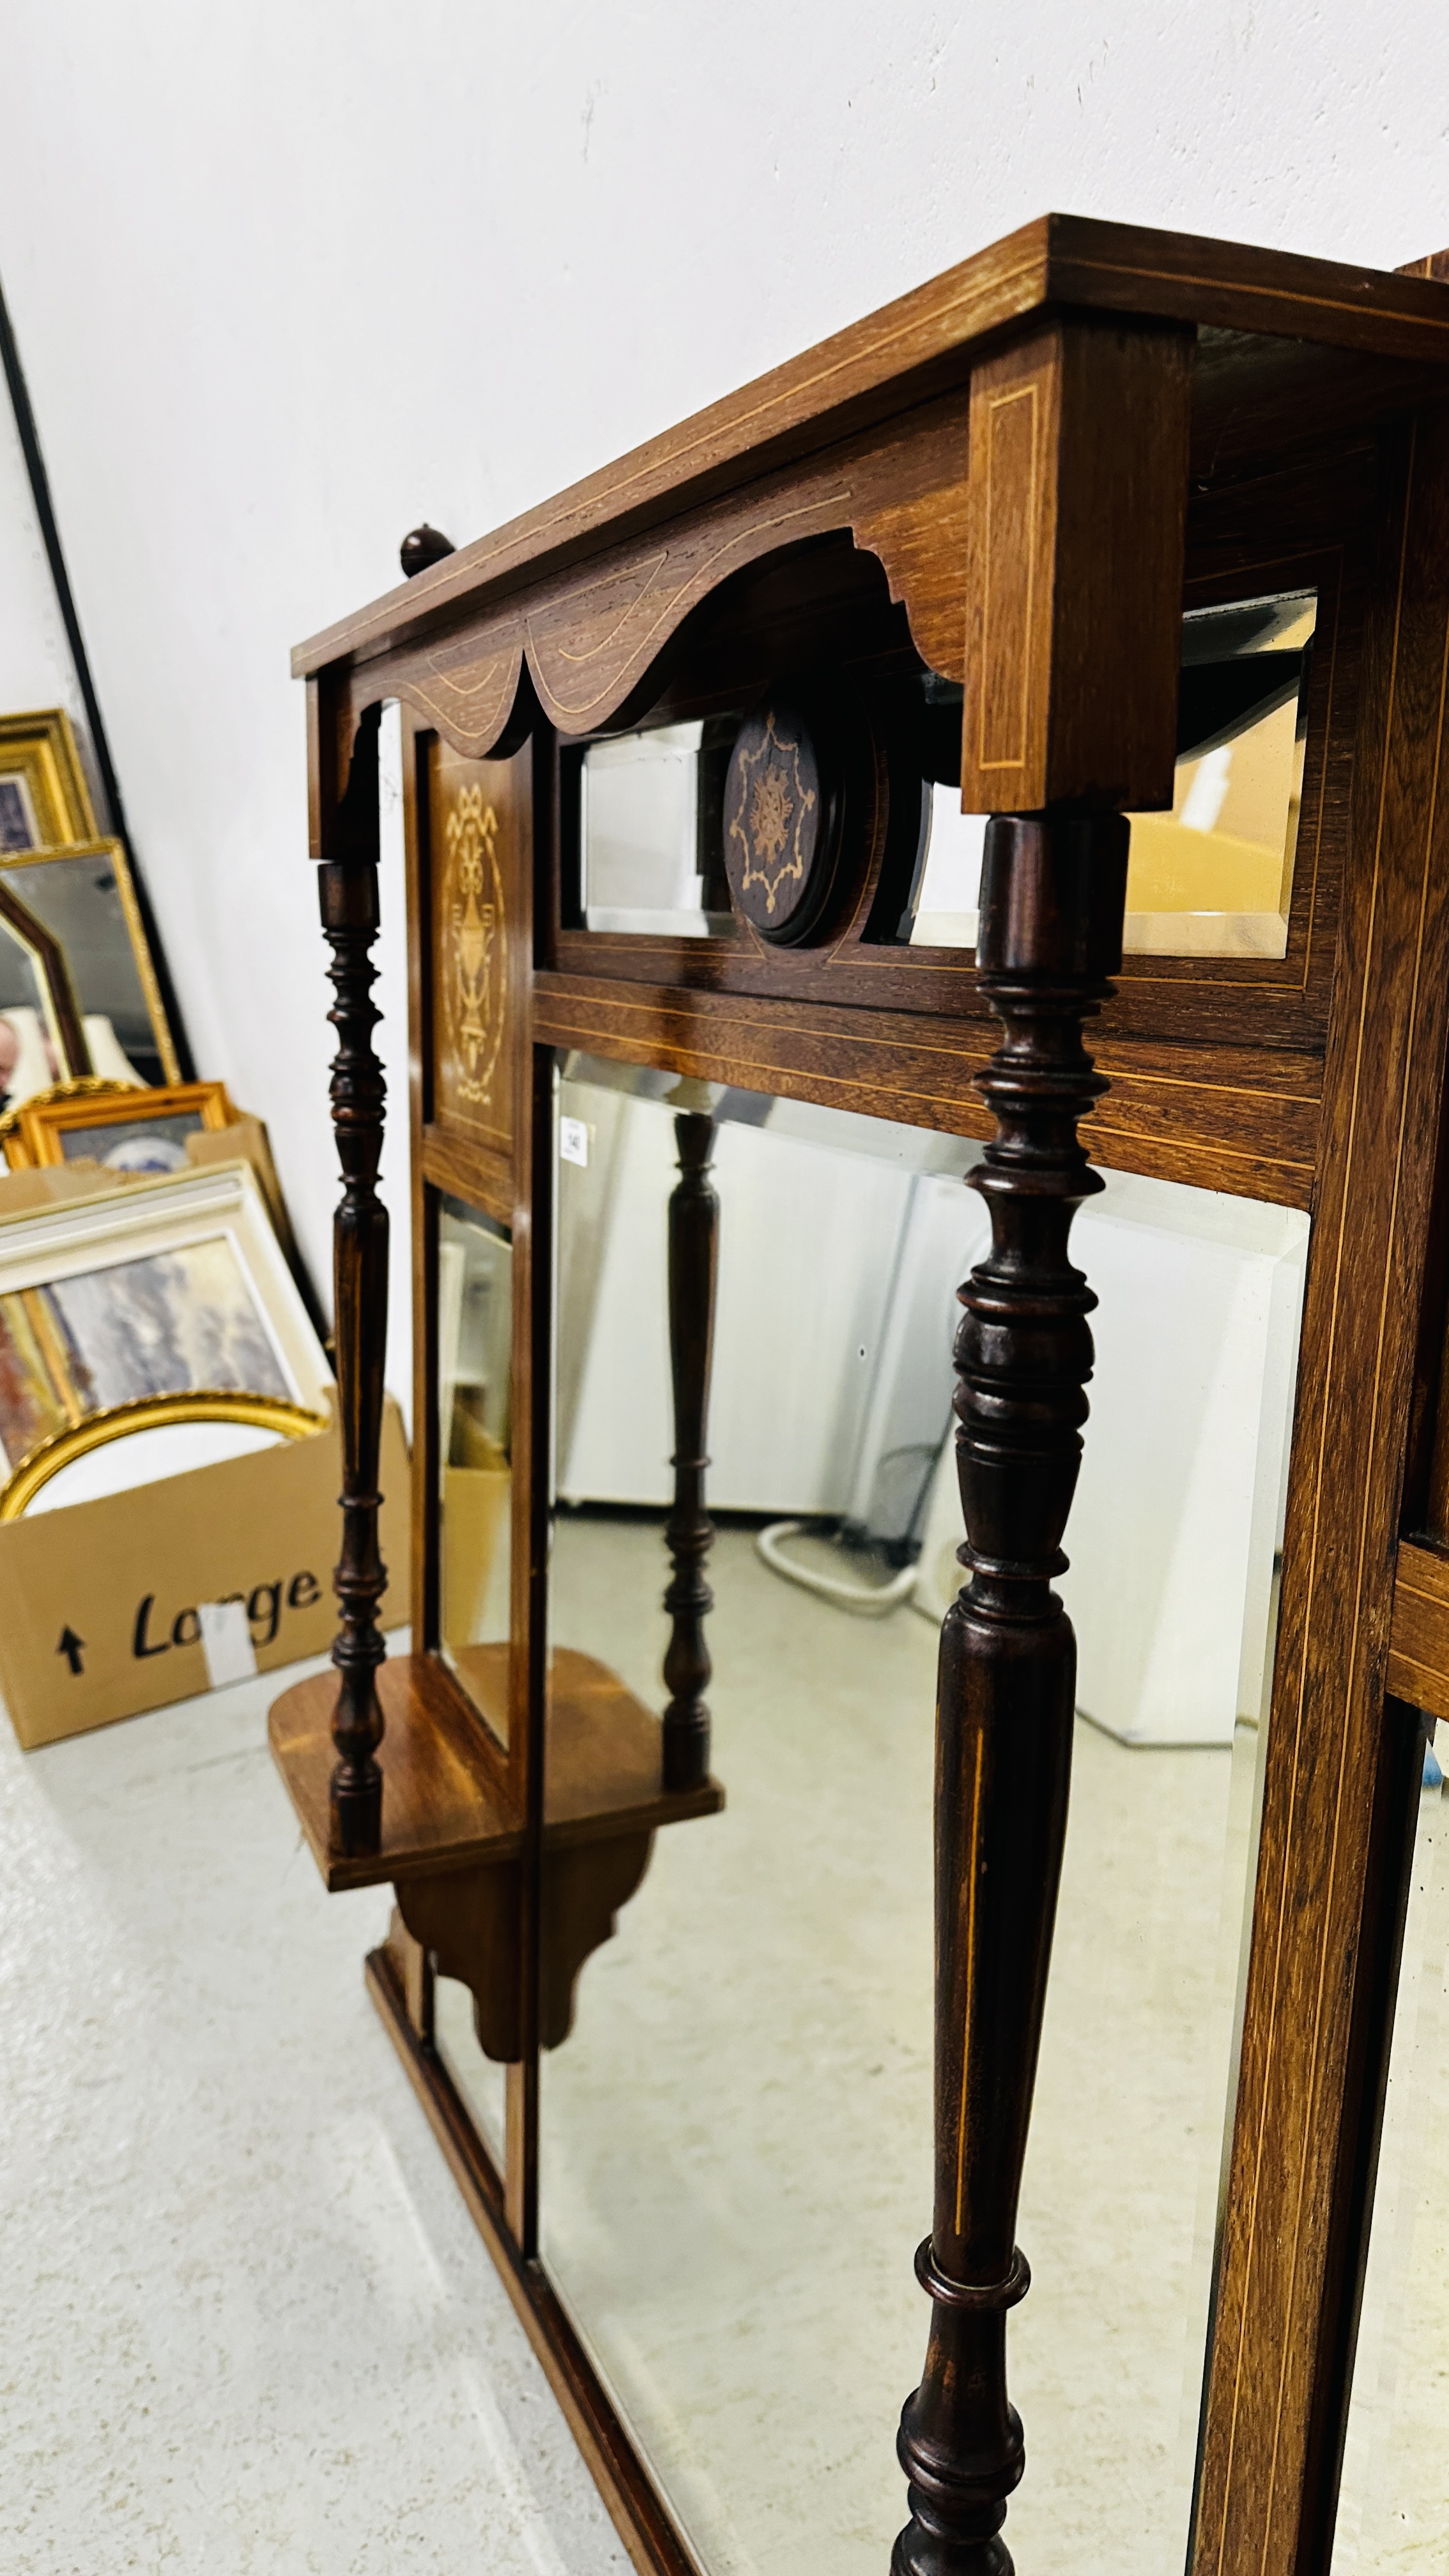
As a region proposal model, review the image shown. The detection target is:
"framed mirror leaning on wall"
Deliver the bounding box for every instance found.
[269,215,1449,2576]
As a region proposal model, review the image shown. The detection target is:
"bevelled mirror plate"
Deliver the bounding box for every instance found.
[904,590,1317,960]
[436,1193,513,1747]
[1331,1748,1449,2573]
[423,1060,1317,2576]
[579,720,736,937]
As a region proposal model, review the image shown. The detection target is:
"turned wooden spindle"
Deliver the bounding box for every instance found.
[318,709,390,1857]
[894,808,1128,2576]
[662,1106,719,1793]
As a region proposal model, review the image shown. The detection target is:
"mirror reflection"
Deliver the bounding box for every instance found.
[436,1193,513,1745]
[0,903,76,1084]
[434,1968,509,2170]
[1,847,171,1084]
[1331,1738,1449,2573]
[576,719,735,936]
[1123,590,1315,958]
[477,1059,1311,2576]
[903,590,1316,960]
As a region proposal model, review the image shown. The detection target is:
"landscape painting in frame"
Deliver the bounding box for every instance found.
[0,1233,291,1471]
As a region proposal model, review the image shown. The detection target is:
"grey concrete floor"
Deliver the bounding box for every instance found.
[5,1535,1441,2576]
[0,1650,627,2576]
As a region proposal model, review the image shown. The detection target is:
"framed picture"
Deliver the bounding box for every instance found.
[0,839,180,1086]
[0,1160,333,1498]
[0,710,98,852]
[1,1077,236,1175]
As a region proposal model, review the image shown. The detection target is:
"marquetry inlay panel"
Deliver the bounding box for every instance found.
[391,631,524,762]
[427,735,529,1156]
[960,320,1191,812]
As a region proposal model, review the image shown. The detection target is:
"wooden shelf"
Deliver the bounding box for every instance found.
[269,1646,723,1893]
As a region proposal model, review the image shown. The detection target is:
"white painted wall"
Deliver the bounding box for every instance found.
[0,1,1445,1400]
[0,396,87,745]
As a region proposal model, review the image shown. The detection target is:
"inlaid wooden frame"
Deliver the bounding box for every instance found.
[403,716,539,1805]
[269,216,1449,2576]
[533,481,1370,1218]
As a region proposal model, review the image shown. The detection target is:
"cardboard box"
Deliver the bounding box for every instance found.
[0,1395,410,1750]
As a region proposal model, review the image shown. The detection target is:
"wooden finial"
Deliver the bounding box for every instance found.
[399,523,456,579]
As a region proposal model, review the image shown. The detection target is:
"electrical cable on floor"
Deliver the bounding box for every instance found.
[755,1519,921,1613]
[756,1436,950,1614]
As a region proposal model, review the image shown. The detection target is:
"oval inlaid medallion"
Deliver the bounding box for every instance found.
[723,698,839,945]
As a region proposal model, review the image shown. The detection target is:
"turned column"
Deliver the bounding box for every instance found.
[893,809,1128,2576]
[662,1103,718,1793]
[890,308,1190,2572]
[316,701,389,1857]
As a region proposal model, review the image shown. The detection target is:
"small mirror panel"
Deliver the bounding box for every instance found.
[902,591,1317,960]
[578,719,735,937]
[1125,590,1315,958]
[435,1193,513,1747]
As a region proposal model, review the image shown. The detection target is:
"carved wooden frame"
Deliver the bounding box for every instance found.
[268,214,1449,2576]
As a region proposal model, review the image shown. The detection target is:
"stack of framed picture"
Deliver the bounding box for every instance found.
[0,1150,411,1749]
[0,717,399,1749]
[0,1158,330,1515]
[0,707,181,1095]
[0,1146,410,1749]
[0,1070,329,1489]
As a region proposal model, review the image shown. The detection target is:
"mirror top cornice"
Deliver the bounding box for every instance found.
[293,210,1449,684]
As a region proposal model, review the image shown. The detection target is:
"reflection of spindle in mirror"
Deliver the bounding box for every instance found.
[663,1082,718,1792]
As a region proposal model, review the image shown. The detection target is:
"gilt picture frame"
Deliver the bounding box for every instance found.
[0,1386,326,1519]
[0,1077,236,1175]
[0,709,98,853]
[0,1160,333,1492]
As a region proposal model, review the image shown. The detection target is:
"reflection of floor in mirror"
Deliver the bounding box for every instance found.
[0,1650,628,2576]
[1331,1782,1449,2575]
[509,1512,1264,2576]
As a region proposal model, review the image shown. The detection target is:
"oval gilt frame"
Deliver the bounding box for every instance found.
[0,1389,328,1520]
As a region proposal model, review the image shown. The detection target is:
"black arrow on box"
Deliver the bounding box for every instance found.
[56,1627,86,1676]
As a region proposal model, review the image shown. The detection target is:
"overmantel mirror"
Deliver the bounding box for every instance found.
[270,217,1449,2575]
